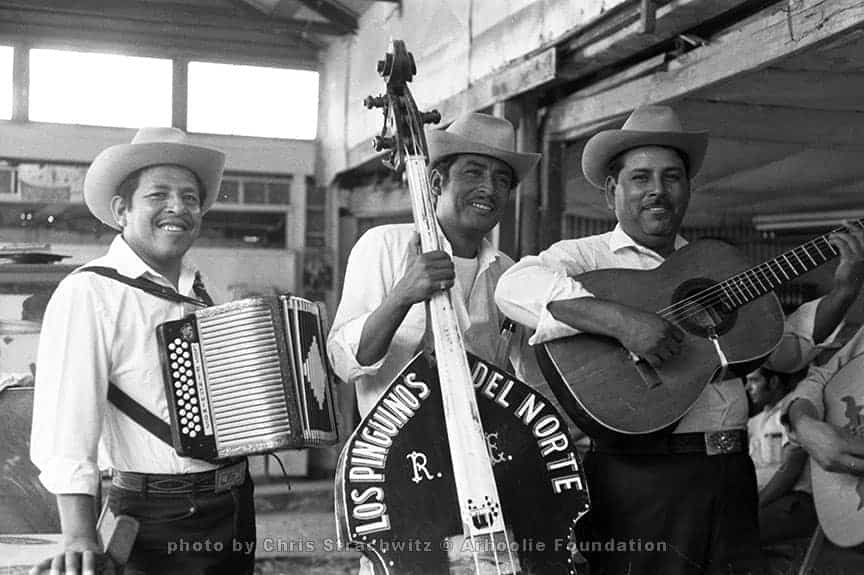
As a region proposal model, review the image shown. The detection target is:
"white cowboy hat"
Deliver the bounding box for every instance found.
[84,127,225,230]
[427,112,540,183]
[581,105,708,188]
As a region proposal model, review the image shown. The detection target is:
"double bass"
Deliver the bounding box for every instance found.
[335,41,590,574]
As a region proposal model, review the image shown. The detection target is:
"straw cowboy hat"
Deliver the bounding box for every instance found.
[427,112,541,183]
[84,127,225,230]
[581,105,708,188]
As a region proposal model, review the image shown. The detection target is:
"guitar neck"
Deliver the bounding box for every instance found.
[717,219,862,310]
[404,156,506,537]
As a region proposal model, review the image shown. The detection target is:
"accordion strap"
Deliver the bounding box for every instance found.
[77,265,213,447]
[107,382,173,447]
[79,266,211,307]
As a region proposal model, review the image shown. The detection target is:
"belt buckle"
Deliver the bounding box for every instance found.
[214,461,245,493]
[704,430,741,456]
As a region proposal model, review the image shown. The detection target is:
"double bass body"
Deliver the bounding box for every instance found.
[336,353,589,574]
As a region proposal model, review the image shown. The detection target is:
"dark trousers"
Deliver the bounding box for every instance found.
[759,491,817,545]
[106,473,256,575]
[577,450,766,575]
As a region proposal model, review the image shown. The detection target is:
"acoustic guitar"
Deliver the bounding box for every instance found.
[537,222,861,438]
[811,353,864,547]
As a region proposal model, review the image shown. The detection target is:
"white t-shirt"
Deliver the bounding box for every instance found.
[452,255,479,306]
[748,404,811,493]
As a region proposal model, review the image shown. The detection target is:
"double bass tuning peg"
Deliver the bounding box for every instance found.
[364,95,387,109]
[372,135,395,152]
[421,111,441,125]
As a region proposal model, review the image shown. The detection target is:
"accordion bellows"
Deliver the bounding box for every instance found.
[157,295,339,461]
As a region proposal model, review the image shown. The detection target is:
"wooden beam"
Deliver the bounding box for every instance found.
[294,0,357,33]
[641,0,657,33]
[0,7,320,50]
[0,0,342,38]
[172,58,188,131]
[676,99,864,149]
[695,67,864,112]
[12,42,28,122]
[547,0,864,139]
[517,95,541,258]
[539,139,569,248]
[558,0,745,81]
[0,20,319,69]
[433,48,557,125]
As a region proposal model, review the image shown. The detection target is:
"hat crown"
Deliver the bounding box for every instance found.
[444,113,516,154]
[621,105,685,133]
[130,126,191,145]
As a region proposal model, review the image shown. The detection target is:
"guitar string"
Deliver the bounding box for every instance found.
[655,224,858,323]
[660,235,838,322]
[663,218,862,319]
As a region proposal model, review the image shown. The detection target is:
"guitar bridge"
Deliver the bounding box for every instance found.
[629,351,663,389]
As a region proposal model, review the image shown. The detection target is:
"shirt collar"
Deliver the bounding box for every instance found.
[607,223,688,257]
[104,234,197,293]
[437,226,502,274]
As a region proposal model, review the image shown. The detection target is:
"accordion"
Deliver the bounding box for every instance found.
[157,295,339,461]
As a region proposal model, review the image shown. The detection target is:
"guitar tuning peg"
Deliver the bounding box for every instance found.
[364,95,387,109]
[421,110,441,125]
[373,136,395,152]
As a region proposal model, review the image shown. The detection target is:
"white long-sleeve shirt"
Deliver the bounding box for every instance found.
[31,236,218,496]
[495,224,834,433]
[327,223,547,418]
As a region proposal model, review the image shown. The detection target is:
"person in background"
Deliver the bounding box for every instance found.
[746,366,817,545]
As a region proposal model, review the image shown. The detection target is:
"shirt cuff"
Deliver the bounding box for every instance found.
[528,303,583,346]
[329,313,387,381]
[37,457,101,496]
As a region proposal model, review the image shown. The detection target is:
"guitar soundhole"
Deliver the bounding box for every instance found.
[670,278,737,339]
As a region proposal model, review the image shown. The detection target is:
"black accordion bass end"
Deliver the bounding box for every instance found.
[157,295,339,461]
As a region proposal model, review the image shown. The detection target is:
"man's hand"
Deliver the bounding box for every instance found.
[29,540,117,575]
[616,308,684,367]
[392,235,455,307]
[829,222,864,296]
[795,413,864,476]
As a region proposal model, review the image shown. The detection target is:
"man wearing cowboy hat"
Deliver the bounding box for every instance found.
[30,127,256,574]
[495,105,864,573]
[328,112,546,573]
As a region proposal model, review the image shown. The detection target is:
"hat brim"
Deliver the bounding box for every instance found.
[581,130,708,188]
[427,130,541,183]
[84,142,225,230]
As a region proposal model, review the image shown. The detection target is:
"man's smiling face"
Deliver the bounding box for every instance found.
[113,164,203,274]
[435,154,515,236]
[605,146,691,252]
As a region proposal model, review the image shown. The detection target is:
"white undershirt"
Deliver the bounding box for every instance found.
[453,255,479,306]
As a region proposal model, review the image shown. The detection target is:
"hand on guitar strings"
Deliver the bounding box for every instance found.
[394,233,456,306]
[828,222,864,296]
[616,307,684,368]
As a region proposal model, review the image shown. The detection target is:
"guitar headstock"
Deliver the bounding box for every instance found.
[364,40,441,173]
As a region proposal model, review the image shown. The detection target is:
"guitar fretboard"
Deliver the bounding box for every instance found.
[717,219,862,310]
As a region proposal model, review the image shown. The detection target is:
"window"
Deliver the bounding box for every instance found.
[187,62,318,139]
[29,49,172,128]
[0,46,12,120]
